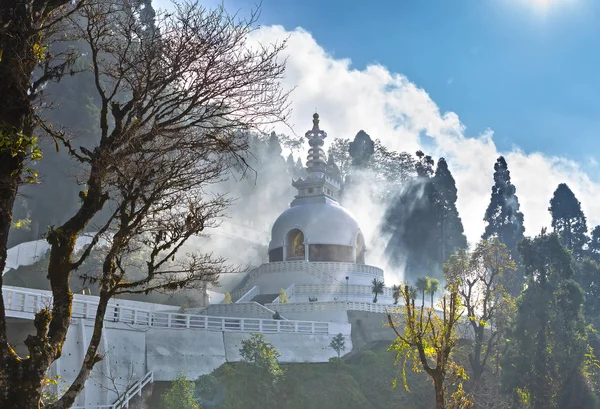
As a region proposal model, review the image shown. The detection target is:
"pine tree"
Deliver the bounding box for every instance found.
[433,158,467,264]
[482,157,525,256]
[549,183,588,259]
[482,156,525,296]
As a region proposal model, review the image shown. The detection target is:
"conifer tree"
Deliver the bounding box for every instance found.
[385,154,465,281]
[549,183,588,259]
[433,158,467,264]
[482,157,525,258]
[384,152,438,280]
[502,231,596,409]
[482,157,525,296]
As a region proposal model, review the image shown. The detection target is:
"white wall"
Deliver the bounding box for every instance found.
[147,328,353,381]
[6,314,352,406]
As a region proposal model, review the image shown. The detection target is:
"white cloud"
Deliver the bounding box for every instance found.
[249,25,600,247]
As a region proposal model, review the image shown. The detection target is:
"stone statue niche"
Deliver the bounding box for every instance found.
[287,229,305,260]
[348,130,375,167]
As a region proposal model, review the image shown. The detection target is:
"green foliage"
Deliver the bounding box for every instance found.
[330,333,346,358]
[238,333,284,406]
[482,156,525,296]
[148,345,435,409]
[388,280,469,408]
[0,126,42,184]
[574,258,600,318]
[392,284,401,305]
[590,225,600,261]
[328,135,415,200]
[162,374,200,409]
[549,183,588,259]
[385,153,466,283]
[10,218,31,231]
[433,158,468,263]
[447,240,516,387]
[371,278,384,303]
[41,375,65,406]
[428,278,440,307]
[502,231,594,409]
[194,374,222,406]
[360,350,378,365]
[415,276,430,307]
[240,333,284,382]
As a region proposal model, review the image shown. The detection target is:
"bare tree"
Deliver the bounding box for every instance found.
[0,1,289,408]
[445,240,515,385]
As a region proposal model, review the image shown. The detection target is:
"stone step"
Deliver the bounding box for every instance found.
[251,294,279,305]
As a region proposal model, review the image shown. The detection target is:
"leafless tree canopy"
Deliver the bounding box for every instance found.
[0,1,290,408]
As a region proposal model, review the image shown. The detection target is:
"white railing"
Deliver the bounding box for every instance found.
[293,284,395,297]
[245,261,384,288]
[201,301,282,320]
[230,287,249,302]
[264,300,402,315]
[3,286,325,333]
[72,371,153,409]
[235,286,259,304]
[308,263,339,284]
[271,283,295,304]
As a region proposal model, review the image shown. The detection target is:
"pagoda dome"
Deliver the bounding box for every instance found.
[267,114,366,264]
[269,197,361,248]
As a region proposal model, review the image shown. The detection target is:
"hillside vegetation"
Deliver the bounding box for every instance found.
[150,343,436,409]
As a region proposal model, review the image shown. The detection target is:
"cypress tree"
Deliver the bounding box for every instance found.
[433,158,467,263]
[482,157,525,257]
[482,156,525,296]
[549,183,588,259]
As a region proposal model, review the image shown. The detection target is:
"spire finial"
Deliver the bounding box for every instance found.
[312,113,320,131]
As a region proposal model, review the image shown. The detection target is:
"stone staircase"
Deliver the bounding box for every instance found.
[251,294,279,305]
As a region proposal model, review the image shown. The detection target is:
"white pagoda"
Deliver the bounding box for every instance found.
[206,114,393,322]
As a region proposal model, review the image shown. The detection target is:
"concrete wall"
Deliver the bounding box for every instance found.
[278,310,349,323]
[52,319,148,407]
[146,328,352,381]
[250,271,321,293]
[147,329,226,382]
[347,310,397,350]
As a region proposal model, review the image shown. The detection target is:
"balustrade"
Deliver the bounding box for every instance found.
[2,286,328,335]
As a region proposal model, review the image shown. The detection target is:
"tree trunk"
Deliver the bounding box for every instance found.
[0,4,42,407]
[471,326,484,382]
[0,329,54,409]
[0,1,38,271]
[433,373,445,409]
[0,367,46,409]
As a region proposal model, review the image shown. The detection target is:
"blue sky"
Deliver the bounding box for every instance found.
[203,0,600,168]
[154,0,600,239]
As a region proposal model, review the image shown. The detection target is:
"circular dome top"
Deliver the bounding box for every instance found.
[269,200,361,250]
